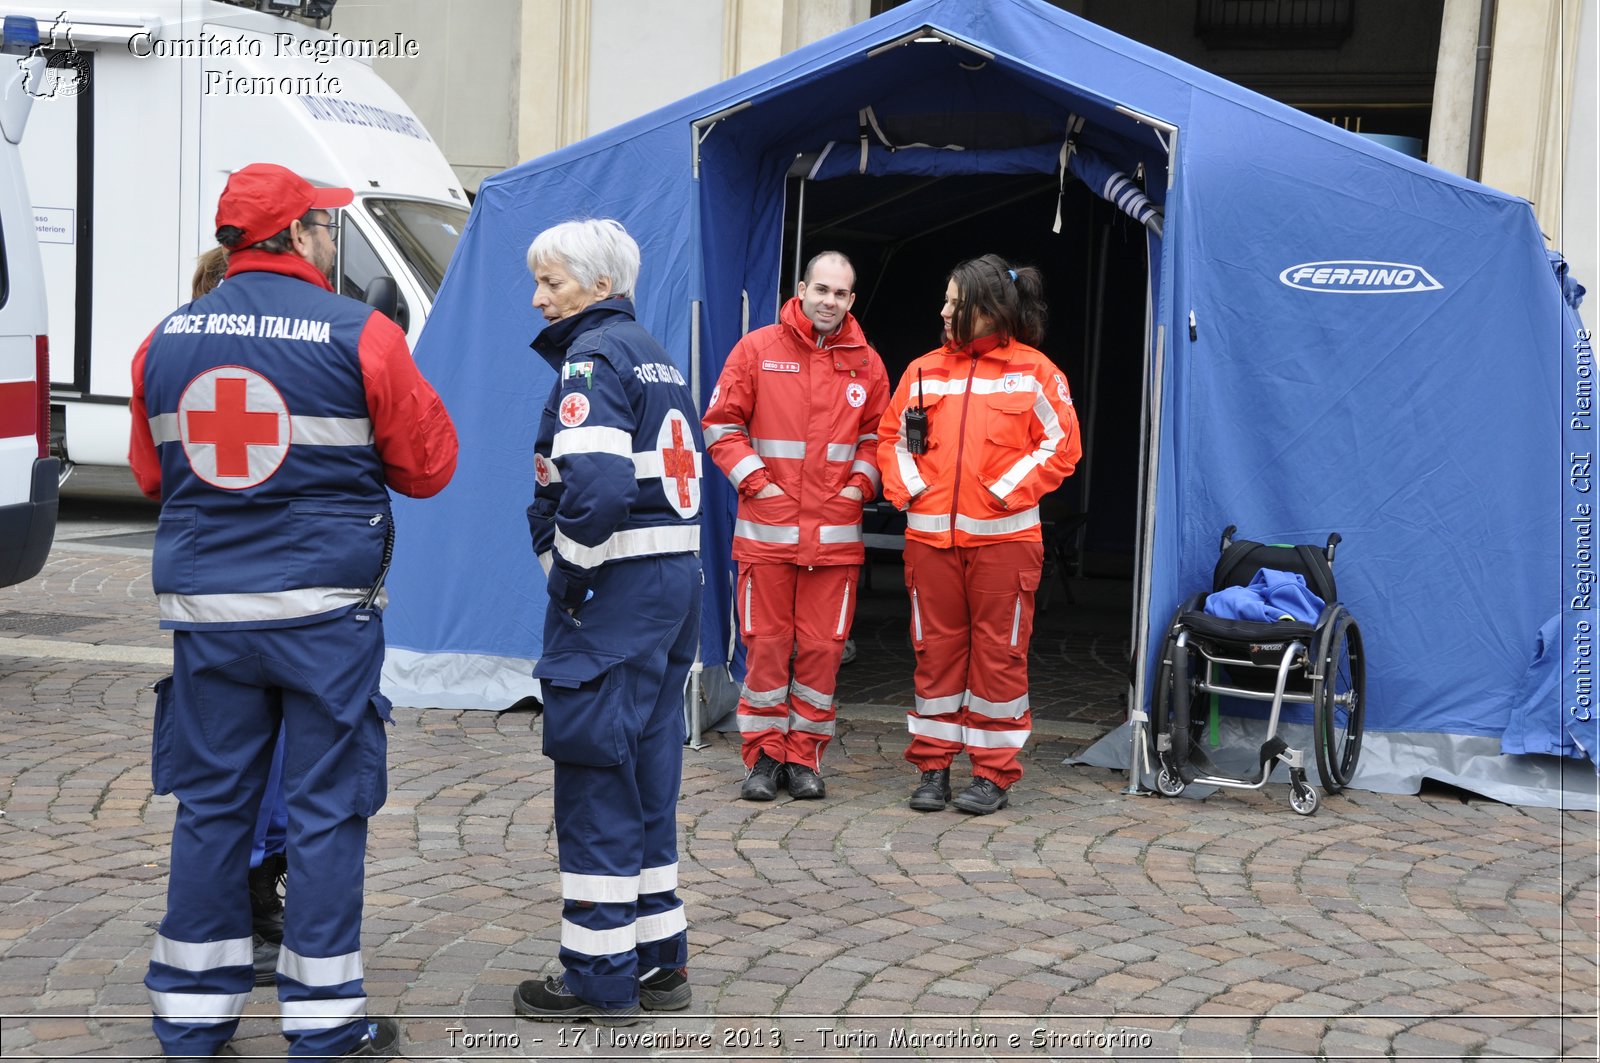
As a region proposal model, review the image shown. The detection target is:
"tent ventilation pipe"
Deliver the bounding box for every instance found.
[1466,0,1496,181]
[866,26,995,61]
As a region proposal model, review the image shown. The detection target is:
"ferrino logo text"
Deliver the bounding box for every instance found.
[1279,261,1444,294]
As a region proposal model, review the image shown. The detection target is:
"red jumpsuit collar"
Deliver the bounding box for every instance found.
[224,248,337,292]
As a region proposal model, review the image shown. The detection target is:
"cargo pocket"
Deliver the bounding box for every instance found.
[1010,568,1042,657]
[150,675,177,796]
[535,649,630,767]
[353,693,393,817]
[151,512,197,594]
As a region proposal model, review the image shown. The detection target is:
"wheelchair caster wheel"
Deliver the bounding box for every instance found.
[1289,782,1320,816]
[1156,766,1186,797]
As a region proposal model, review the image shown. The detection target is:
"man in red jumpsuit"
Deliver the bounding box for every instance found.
[703,252,889,800]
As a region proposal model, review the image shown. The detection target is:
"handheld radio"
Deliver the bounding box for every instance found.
[904,367,929,454]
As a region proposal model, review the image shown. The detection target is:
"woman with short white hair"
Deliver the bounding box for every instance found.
[512,218,704,1028]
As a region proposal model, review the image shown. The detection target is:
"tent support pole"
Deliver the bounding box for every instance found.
[1124,310,1164,795]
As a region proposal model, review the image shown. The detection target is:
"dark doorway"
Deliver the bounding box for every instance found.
[777,168,1152,730]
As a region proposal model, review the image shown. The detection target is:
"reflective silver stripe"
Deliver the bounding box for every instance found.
[911,588,923,642]
[851,459,882,491]
[957,508,1040,536]
[554,524,701,569]
[159,586,371,625]
[639,863,678,894]
[632,449,704,479]
[635,906,687,944]
[818,524,862,544]
[291,415,373,446]
[737,714,788,733]
[964,725,1031,749]
[149,413,180,445]
[152,934,252,972]
[149,990,249,1024]
[826,442,856,462]
[702,422,745,445]
[790,680,834,712]
[740,683,790,708]
[835,580,851,637]
[907,508,1042,537]
[894,411,927,496]
[907,715,964,742]
[277,946,363,988]
[1011,594,1023,647]
[152,412,372,447]
[857,433,879,445]
[562,872,639,904]
[553,425,633,460]
[990,393,1067,501]
[788,711,837,736]
[921,375,1042,397]
[968,691,1030,719]
[562,919,635,956]
[733,519,800,545]
[906,512,951,534]
[728,454,765,487]
[538,550,553,576]
[281,996,366,1032]
[752,437,806,459]
[914,691,964,716]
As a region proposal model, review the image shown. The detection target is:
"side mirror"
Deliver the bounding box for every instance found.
[364,276,401,324]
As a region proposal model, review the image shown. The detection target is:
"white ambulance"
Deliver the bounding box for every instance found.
[10,0,468,468]
[1,14,55,586]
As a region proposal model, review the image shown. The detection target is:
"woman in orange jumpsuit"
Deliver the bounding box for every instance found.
[877,254,1082,814]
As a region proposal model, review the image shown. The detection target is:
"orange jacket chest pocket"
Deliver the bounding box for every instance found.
[984,391,1037,450]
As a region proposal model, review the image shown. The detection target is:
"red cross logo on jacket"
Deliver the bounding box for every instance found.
[656,409,700,518]
[177,366,292,489]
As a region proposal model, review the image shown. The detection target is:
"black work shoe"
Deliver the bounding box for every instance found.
[786,763,826,799]
[248,852,286,945]
[332,1016,400,1059]
[639,966,692,1011]
[952,777,1010,815]
[514,974,641,1027]
[252,934,278,987]
[908,768,951,812]
[739,753,785,801]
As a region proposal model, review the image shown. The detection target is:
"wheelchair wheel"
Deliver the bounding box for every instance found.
[1288,774,1320,816]
[1312,612,1366,793]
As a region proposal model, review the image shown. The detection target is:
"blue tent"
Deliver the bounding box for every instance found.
[381,0,1596,805]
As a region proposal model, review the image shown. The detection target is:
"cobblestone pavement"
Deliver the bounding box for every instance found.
[1,504,1596,1061]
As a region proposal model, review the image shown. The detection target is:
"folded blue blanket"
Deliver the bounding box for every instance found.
[1204,568,1325,624]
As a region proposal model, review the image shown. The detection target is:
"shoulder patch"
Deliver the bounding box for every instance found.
[558,392,591,428]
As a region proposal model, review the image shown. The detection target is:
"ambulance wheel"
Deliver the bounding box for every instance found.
[1289,778,1320,816]
[1155,765,1186,798]
[1313,613,1366,794]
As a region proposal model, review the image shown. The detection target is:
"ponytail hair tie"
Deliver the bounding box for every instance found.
[1007,269,1017,282]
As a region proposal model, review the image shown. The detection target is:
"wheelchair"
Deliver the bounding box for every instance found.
[1149,526,1366,816]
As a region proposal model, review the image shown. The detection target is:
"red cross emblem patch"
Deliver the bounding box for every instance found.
[533,452,552,487]
[656,409,701,518]
[559,392,591,428]
[178,366,291,489]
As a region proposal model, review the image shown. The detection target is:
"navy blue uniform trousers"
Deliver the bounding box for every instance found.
[535,554,700,1008]
[145,610,388,1059]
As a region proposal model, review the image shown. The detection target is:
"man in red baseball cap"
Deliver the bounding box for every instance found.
[130,162,457,1061]
[213,162,353,283]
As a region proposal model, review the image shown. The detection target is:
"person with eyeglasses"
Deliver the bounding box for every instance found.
[129,162,459,1061]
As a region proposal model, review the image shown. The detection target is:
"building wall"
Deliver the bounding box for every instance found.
[330,0,1595,300]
